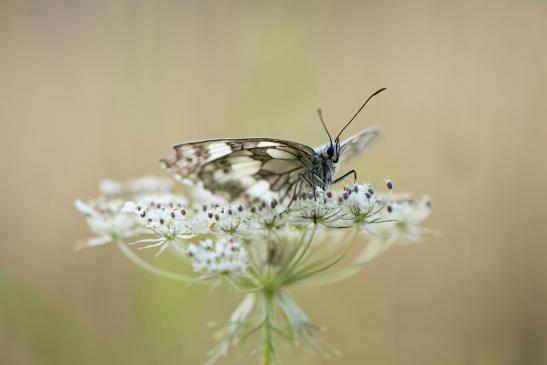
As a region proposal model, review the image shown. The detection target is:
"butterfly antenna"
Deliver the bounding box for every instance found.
[317,108,333,146]
[335,88,386,144]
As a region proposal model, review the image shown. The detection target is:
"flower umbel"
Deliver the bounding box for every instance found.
[76,178,433,364]
[187,238,248,274]
[74,198,137,247]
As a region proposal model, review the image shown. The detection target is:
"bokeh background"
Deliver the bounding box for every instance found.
[2,1,547,364]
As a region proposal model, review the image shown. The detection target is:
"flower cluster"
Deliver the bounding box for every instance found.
[365,195,432,244]
[75,198,137,247]
[76,175,432,363]
[100,176,174,195]
[187,238,248,274]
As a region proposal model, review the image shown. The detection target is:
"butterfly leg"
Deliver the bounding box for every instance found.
[311,174,330,200]
[289,180,304,208]
[292,173,315,202]
[297,173,313,191]
[333,170,357,185]
[280,179,304,214]
[282,180,299,207]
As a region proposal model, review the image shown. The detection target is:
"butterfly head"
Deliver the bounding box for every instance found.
[317,87,386,165]
[324,143,339,164]
[317,108,341,164]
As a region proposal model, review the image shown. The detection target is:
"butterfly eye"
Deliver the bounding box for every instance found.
[326,145,334,157]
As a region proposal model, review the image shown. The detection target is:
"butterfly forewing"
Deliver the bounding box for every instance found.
[160,138,315,200]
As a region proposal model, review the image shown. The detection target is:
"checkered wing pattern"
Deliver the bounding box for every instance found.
[160,138,315,201]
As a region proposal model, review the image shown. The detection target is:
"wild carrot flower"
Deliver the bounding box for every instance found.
[187,238,248,274]
[76,176,432,364]
[74,198,137,247]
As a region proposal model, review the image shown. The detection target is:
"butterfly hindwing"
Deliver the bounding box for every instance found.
[338,128,380,165]
[160,138,315,200]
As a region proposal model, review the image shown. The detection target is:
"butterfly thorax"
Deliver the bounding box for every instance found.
[309,153,338,189]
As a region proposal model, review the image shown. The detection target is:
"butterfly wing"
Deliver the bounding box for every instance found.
[338,128,380,165]
[160,138,315,200]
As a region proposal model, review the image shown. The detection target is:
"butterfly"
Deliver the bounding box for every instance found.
[160,88,386,203]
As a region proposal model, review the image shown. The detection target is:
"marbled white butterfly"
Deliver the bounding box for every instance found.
[160,88,386,202]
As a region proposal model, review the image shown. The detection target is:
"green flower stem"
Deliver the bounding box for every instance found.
[115,239,195,283]
[290,236,397,287]
[284,226,317,272]
[276,226,317,285]
[261,291,275,365]
[284,229,358,286]
[262,338,272,365]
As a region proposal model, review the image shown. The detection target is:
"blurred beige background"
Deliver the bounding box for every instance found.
[1,1,547,364]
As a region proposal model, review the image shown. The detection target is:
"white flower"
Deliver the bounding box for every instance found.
[134,192,187,207]
[77,173,434,365]
[291,189,340,225]
[245,198,286,232]
[290,184,384,227]
[365,195,432,244]
[187,238,248,274]
[337,184,382,224]
[128,176,174,194]
[99,179,123,194]
[132,201,194,254]
[100,176,174,196]
[203,203,251,236]
[75,199,137,247]
[190,183,228,206]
